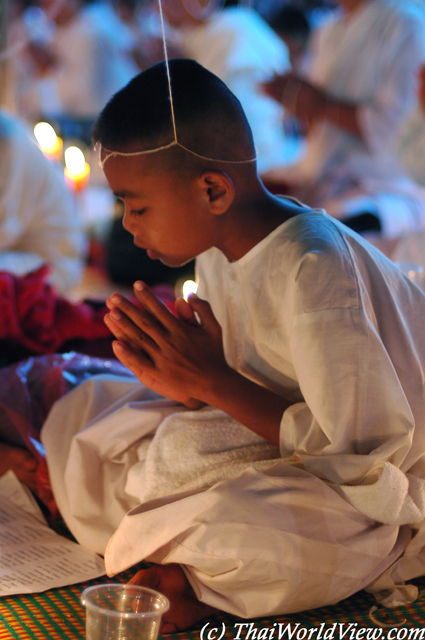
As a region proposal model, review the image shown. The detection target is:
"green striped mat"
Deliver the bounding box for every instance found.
[0,571,424,640]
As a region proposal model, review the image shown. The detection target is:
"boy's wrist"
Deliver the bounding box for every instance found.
[197,366,288,447]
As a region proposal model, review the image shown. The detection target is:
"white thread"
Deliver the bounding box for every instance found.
[99,0,257,168]
[157,0,178,142]
[99,141,257,168]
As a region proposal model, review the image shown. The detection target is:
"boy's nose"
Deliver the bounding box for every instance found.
[122,210,136,235]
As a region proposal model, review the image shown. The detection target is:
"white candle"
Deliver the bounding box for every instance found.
[34,122,63,161]
[64,146,90,192]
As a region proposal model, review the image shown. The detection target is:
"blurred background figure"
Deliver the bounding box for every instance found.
[23,0,138,124]
[2,0,51,120]
[397,64,425,187]
[370,62,425,273]
[267,3,312,142]
[263,0,425,240]
[0,108,85,294]
[112,0,165,71]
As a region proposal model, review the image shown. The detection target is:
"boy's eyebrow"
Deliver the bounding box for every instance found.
[113,190,143,199]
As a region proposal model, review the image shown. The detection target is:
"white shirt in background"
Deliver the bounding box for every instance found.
[0,111,85,293]
[272,0,425,238]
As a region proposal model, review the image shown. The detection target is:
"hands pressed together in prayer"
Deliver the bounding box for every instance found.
[105,282,228,410]
[105,282,291,447]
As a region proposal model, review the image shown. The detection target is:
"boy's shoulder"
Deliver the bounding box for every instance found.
[277,208,354,255]
[196,210,365,315]
[199,209,359,272]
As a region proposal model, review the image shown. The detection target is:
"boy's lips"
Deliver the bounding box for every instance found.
[134,238,159,260]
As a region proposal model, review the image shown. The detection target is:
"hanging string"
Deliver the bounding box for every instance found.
[99,0,257,168]
[157,0,178,143]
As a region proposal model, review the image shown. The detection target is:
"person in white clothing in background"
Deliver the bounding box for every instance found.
[27,0,139,120]
[263,0,425,239]
[0,109,85,293]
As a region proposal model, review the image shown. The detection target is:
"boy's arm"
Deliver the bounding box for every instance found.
[104,283,291,447]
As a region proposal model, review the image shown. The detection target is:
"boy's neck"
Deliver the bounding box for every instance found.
[217,184,305,263]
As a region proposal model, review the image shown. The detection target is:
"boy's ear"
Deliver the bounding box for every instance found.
[198,171,235,214]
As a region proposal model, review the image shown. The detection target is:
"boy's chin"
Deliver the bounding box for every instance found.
[157,254,195,268]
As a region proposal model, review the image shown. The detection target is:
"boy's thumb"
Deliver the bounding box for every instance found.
[187,294,220,332]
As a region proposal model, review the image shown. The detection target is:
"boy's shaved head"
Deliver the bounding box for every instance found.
[92,59,256,171]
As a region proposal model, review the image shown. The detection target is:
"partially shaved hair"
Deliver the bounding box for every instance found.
[92,59,256,172]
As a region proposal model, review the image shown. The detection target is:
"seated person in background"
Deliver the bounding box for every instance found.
[0,109,85,293]
[397,64,425,188]
[27,0,138,120]
[263,0,425,240]
[3,60,425,630]
[376,64,425,270]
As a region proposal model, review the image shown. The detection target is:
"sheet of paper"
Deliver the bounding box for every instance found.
[0,470,46,524]
[0,491,105,596]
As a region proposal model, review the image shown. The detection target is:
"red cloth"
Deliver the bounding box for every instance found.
[0,266,112,354]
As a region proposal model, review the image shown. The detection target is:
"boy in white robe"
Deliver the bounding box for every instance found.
[3,60,425,631]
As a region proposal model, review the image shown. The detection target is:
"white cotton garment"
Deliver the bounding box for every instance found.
[125,405,280,504]
[43,207,425,616]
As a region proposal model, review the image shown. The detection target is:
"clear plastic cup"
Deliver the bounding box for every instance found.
[81,583,170,640]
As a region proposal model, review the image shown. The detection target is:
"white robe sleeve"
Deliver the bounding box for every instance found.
[279,234,425,526]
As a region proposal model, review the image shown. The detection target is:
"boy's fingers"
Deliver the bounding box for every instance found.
[107,291,168,341]
[174,297,199,326]
[133,281,179,331]
[112,340,154,374]
[187,294,221,334]
[104,313,140,350]
[104,311,157,353]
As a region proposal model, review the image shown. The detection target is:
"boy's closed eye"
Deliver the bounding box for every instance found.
[130,209,147,216]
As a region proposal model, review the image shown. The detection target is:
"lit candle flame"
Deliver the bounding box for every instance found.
[34,122,63,160]
[64,146,86,174]
[64,146,90,192]
[182,279,198,301]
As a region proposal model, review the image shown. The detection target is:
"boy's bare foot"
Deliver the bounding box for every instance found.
[0,443,38,493]
[129,563,219,633]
